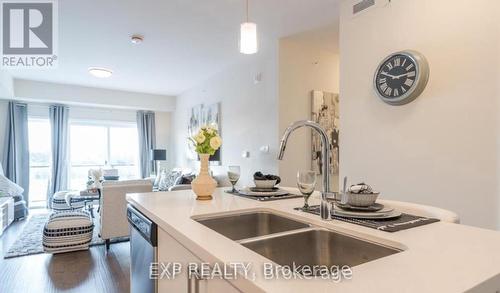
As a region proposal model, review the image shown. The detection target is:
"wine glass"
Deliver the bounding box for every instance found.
[227,166,241,193]
[297,170,317,211]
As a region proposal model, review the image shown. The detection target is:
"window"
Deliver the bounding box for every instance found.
[28,118,51,207]
[69,122,139,190]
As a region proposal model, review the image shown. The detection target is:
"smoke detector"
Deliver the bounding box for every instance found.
[130,35,144,45]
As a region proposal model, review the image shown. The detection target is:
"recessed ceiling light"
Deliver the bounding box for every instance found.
[131,34,144,44]
[88,67,113,78]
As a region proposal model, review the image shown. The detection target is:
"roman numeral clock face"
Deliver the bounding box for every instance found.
[374,51,429,105]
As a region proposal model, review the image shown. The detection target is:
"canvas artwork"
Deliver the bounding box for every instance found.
[187,102,221,163]
[311,91,339,176]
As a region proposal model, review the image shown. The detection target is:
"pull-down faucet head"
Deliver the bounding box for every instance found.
[277,120,333,220]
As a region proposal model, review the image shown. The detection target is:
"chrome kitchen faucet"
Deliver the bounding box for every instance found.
[278,120,333,220]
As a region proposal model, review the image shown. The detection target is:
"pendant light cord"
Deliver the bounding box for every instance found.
[246,0,249,22]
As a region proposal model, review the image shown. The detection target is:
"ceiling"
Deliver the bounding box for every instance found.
[6,0,339,96]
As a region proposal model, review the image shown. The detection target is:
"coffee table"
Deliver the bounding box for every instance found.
[68,190,101,218]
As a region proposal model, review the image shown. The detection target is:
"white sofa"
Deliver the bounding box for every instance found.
[165,168,231,191]
[99,179,153,249]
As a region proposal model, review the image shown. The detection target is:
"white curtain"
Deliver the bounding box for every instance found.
[48,105,69,206]
[2,101,30,205]
[137,111,156,178]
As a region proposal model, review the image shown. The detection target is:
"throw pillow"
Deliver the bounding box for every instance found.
[173,172,184,186]
[162,171,182,190]
[0,174,24,197]
[180,174,195,184]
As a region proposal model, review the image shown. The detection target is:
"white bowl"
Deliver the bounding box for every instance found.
[346,192,380,207]
[254,179,278,189]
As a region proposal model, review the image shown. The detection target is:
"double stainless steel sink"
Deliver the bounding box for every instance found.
[194,211,401,271]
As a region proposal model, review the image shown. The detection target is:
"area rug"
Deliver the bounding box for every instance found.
[4,212,129,259]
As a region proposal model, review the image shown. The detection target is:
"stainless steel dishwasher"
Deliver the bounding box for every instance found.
[127,204,158,293]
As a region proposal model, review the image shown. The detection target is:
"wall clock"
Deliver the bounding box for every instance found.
[374,50,430,105]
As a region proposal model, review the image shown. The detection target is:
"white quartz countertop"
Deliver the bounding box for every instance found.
[126,188,500,293]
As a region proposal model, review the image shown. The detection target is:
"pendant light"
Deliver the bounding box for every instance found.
[240,0,258,54]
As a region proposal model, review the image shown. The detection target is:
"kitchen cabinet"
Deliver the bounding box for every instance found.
[157,228,240,293]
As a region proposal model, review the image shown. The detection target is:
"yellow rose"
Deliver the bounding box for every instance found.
[194,133,206,144]
[206,127,214,135]
[209,136,222,149]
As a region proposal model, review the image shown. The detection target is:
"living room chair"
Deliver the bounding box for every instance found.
[99,179,153,249]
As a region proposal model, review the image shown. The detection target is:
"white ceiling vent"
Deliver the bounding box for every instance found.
[353,0,375,15]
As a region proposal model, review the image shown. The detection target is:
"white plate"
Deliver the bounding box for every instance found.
[334,205,394,216]
[348,211,402,219]
[333,206,401,219]
[238,188,289,197]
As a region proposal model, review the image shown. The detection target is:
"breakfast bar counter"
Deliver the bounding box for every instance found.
[127,188,500,293]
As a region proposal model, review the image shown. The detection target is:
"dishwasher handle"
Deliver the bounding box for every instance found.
[127,204,157,246]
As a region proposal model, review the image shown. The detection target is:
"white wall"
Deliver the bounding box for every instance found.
[278,29,340,190]
[13,79,176,112]
[155,111,173,171]
[0,72,13,99]
[173,49,279,186]
[340,0,500,229]
[28,103,136,121]
[171,25,339,188]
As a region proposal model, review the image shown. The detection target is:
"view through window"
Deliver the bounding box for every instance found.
[69,122,139,190]
[27,119,140,206]
[28,118,51,208]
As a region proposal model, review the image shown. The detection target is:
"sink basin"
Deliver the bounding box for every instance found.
[241,229,401,273]
[195,211,310,241]
[196,211,401,273]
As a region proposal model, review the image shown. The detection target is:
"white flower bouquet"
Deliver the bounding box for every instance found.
[189,125,222,155]
[189,125,222,200]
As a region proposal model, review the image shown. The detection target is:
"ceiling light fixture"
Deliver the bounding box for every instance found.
[88,67,113,78]
[240,0,258,54]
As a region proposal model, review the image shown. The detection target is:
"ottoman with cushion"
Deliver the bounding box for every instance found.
[51,191,85,211]
[43,211,94,254]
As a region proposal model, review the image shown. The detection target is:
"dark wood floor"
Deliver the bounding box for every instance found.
[0,209,131,293]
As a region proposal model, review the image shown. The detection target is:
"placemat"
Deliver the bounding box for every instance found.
[297,205,440,232]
